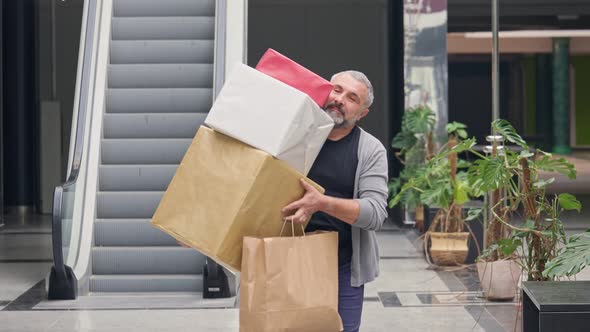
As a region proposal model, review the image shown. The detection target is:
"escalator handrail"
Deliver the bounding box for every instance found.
[205,0,228,285]
[51,0,97,283]
[213,0,227,100]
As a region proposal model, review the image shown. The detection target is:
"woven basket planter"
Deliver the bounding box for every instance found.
[428,232,469,266]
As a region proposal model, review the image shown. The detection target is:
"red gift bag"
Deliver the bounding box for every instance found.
[255,48,333,107]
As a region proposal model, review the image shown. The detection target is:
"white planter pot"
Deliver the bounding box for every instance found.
[477,260,521,301]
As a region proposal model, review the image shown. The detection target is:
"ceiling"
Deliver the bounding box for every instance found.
[250,0,590,32]
[448,0,590,31]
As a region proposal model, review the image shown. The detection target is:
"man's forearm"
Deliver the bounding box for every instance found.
[320,195,360,225]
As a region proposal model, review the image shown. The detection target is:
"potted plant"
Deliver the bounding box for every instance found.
[390,121,477,266]
[389,105,435,231]
[465,119,580,300]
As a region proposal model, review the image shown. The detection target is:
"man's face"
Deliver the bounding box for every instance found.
[323,74,370,129]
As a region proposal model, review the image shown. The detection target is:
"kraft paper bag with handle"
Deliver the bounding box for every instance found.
[204,63,334,175]
[150,126,323,272]
[240,221,343,332]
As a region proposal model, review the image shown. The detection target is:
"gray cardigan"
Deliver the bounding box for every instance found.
[350,127,389,287]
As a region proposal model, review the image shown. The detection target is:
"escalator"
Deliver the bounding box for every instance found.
[48,0,241,307]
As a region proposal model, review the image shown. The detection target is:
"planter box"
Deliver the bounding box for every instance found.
[522,281,590,332]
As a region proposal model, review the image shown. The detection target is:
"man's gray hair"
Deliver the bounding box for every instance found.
[331,70,374,108]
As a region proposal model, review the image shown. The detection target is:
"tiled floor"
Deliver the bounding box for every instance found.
[0,214,54,311]
[1,211,589,331]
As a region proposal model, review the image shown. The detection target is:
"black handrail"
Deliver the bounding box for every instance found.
[48,0,97,300]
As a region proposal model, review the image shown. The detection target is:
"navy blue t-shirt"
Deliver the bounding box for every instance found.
[305,126,360,266]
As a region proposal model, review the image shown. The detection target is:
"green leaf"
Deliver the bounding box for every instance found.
[421,183,453,208]
[532,178,555,189]
[391,131,418,150]
[446,121,467,134]
[519,150,535,158]
[513,219,536,238]
[387,196,399,209]
[492,119,528,148]
[405,138,427,166]
[389,188,404,208]
[431,138,477,163]
[465,208,482,221]
[537,149,552,157]
[496,238,522,257]
[456,129,468,139]
[521,219,536,229]
[389,184,408,208]
[388,196,398,209]
[404,106,435,134]
[478,244,499,261]
[389,181,423,209]
[453,178,471,205]
[451,137,477,153]
[403,188,422,209]
[468,157,512,192]
[544,230,590,278]
[388,178,402,196]
[559,193,582,212]
[456,159,471,169]
[534,156,577,180]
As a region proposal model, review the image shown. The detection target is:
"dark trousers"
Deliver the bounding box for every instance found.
[338,262,365,332]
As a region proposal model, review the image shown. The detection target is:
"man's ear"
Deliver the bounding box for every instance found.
[358,108,370,121]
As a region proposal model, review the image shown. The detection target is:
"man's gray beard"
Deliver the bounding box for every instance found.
[326,109,354,129]
[326,109,344,127]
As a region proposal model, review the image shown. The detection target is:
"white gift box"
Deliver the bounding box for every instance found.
[204,64,334,175]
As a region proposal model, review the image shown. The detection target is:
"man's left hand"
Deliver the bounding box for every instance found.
[282,178,327,224]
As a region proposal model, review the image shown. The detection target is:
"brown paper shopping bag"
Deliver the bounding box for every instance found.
[240,224,343,332]
[151,126,323,272]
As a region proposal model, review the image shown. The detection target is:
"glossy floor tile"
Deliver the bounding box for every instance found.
[0,234,53,261]
[0,263,51,301]
[5,217,586,331]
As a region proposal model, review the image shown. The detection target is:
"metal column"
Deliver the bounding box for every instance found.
[552,38,572,155]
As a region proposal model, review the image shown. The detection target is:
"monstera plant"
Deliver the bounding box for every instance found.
[445,119,581,299]
[403,119,583,299]
[544,229,590,279]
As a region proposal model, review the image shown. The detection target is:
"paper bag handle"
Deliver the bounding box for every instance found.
[280,217,306,237]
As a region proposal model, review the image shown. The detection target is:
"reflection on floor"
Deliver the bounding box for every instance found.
[0,213,53,314]
[0,214,52,262]
[1,207,590,331]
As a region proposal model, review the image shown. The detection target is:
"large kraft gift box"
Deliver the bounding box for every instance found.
[204,63,334,175]
[150,126,323,272]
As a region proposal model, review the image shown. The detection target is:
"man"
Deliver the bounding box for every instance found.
[282,70,389,332]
